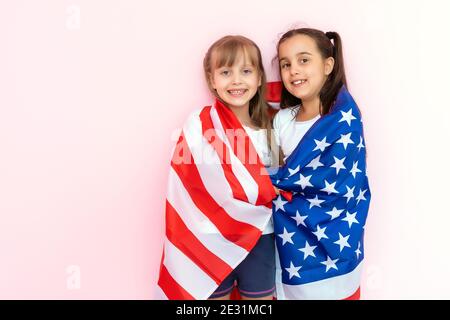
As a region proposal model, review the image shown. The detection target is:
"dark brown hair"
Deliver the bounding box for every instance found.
[277,28,347,115]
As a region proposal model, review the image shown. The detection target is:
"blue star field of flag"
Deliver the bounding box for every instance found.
[270,86,371,285]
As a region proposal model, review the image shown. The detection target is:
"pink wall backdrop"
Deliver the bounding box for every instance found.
[1,0,449,299]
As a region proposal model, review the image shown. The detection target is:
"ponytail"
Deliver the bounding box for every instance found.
[321,31,347,114]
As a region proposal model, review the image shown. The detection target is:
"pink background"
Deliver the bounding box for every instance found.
[1,0,449,299]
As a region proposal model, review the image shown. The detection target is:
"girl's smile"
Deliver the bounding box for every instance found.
[227,88,249,97]
[279,34,334,104]
[210,50,261,110]
[291,79,307,87]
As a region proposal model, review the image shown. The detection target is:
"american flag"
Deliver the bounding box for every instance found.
[156,99,276,300]
[270,86,371,300]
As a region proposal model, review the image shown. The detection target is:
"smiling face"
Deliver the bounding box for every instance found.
[209,48,261,110]
[278,34,334,104]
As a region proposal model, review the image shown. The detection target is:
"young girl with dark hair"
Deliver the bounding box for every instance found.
[271,28,371,300]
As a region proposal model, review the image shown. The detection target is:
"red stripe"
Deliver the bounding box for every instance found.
[171,132,261,252]
[211,101,276,206]
[266,81,282,103]
[344,287,361,300]
[279,190,293,202]
[199,107,248,202]
[165,200,233,284]
[158,263,195,300]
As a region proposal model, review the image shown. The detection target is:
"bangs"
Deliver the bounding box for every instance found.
[212,41,259,69]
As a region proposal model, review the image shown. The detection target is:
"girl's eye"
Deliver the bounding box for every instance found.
[243,69,252,74]
[281,63,290,69]
[300,58,308,64]
[221,70,230,76]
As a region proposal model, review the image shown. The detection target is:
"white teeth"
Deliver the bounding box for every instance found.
[293,80,306,85]
[229,89,246,95]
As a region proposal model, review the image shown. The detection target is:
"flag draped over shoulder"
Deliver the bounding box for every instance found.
[157,99,276,300]
[270,86,371,300]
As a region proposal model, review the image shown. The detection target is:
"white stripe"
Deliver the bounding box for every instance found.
[268,102,280,110]
[163,238,218,300]
[209,106,260,205]
[154,285,168,300]
[167,167,247,267]
[182,113,271,232]
[276,262,363,300]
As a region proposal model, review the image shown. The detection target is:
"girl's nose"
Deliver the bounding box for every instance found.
[232,78,242,85]
[290,66,300,76]
[231,74,242,85]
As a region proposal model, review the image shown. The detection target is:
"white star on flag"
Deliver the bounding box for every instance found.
[334,233,351,252]
[291,211,308,227]
[321,256,339,272]
[312,224,329,241]
[339,109,357,126]
[357,136,365,152]
[306,155,324,170]
[342,211,359,228]
[278,227,295,245]
[356,189,367,204]
[288,165,300,176]
[298,240,317,259]
[320,180,339,195]
[350,161,362,178]
[326,207,344,220]
[307,195,325,209]
[294,174,313,190]
[355,242,362,259]
[336,132,354,150]
[344,185,355,203]
[285,261,302,279]
[313,137,331,152]
[273,196,288,212]
[331,156,346,175]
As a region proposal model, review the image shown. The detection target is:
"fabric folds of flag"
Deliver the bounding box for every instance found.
[270,86,371,300]
[157,99,276,300]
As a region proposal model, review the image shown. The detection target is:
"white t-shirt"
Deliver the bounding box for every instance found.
[242,125,272,167]
[273,106,321,159]
[243,125,274,234]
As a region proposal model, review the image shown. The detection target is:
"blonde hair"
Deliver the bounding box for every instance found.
[203,35,281,166]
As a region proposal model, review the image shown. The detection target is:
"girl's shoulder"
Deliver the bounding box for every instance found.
[184,105,214,124]
[180,107,208,133]
[273,105,299,129]
[185,107,203,121]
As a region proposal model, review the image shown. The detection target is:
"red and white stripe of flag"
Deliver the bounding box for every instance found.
[157,101,275,300]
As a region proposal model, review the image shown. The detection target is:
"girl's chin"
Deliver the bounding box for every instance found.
[289,91,308,100]
[227,102,249,109]
[222,98,250,108]
[288,88,313,100]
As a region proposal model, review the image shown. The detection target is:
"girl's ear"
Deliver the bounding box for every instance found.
[209,73,216,90]
[324,57,335,76]
[258,74,262,87]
